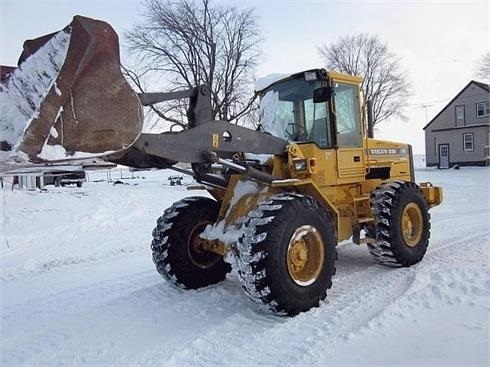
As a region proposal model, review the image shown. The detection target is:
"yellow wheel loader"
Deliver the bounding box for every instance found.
[0,16,442,315]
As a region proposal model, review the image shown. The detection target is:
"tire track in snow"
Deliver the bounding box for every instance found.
[0,245,147,282]
[1,266,248,366]
[153,258,416,367]
[34,281,248,366]
[2,252,173,366]
[297,229,490,366]
[2,269,158,346]
[426,228,490,260]
[150,228,490,366]
[430,207,488,222]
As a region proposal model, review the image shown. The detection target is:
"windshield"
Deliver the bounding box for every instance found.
[259,77,332,148]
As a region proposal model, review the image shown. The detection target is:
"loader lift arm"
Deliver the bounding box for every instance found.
[112,84,287,187]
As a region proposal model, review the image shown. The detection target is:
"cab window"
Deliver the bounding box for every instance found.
[304,99,331,148]
[334,83,362,147]
[259,78,333,149]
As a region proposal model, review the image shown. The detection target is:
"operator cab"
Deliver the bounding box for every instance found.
[256,69,364,150]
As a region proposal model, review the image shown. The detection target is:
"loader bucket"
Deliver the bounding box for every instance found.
[0,15,142,164]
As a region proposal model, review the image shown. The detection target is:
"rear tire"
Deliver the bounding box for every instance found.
[236,193,337,316]
[151,196,231,289]
[368,181,430,267]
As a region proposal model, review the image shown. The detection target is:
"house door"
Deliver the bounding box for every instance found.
[439,144,449,169]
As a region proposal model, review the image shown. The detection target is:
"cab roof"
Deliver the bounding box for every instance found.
[254,69,363,94]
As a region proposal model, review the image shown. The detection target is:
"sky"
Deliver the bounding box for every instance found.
[1,0,489,153]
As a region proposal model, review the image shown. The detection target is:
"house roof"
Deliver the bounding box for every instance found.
[423,80,490,130]
[472,80,490,92]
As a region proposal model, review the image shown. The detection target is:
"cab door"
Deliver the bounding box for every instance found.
[331,79,366,182]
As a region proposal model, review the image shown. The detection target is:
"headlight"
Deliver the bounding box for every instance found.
[293,158,308,172]
[304,71,317,81]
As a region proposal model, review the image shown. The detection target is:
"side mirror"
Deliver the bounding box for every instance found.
[313,86,331,103]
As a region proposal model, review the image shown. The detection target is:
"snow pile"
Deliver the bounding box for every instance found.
[254,73,289,91]
[0,29,71,162]
[259,90,288,140]
[37,145,117,161]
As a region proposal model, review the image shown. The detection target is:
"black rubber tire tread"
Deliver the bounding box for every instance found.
[151,196,231,289]
[236,193,337,316]
[368,181,431,267]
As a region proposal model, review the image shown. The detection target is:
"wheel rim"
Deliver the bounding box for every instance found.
[187,221,221,269]
[401,203,423,247]
[286,225,324,286]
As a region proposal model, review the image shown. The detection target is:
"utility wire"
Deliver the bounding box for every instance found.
[408,92,489,107]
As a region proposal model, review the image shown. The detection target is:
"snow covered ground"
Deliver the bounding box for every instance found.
[1,165,489,366]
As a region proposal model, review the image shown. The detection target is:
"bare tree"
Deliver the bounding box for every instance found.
[474,52,490,82]
[318,34,410,127]
[125,0,261,129]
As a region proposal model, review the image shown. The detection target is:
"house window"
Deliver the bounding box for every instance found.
[455,105,465,126]
[463,133,474,151]
[476,101,490,117]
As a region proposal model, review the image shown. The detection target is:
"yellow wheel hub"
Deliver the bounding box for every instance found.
[187,221,221,269]
[401,203,423,247]
[287,225,324,286]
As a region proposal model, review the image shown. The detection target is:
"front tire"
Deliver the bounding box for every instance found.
[368,181,430,267]
[236,193,337,316]
[151,196,231,289]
